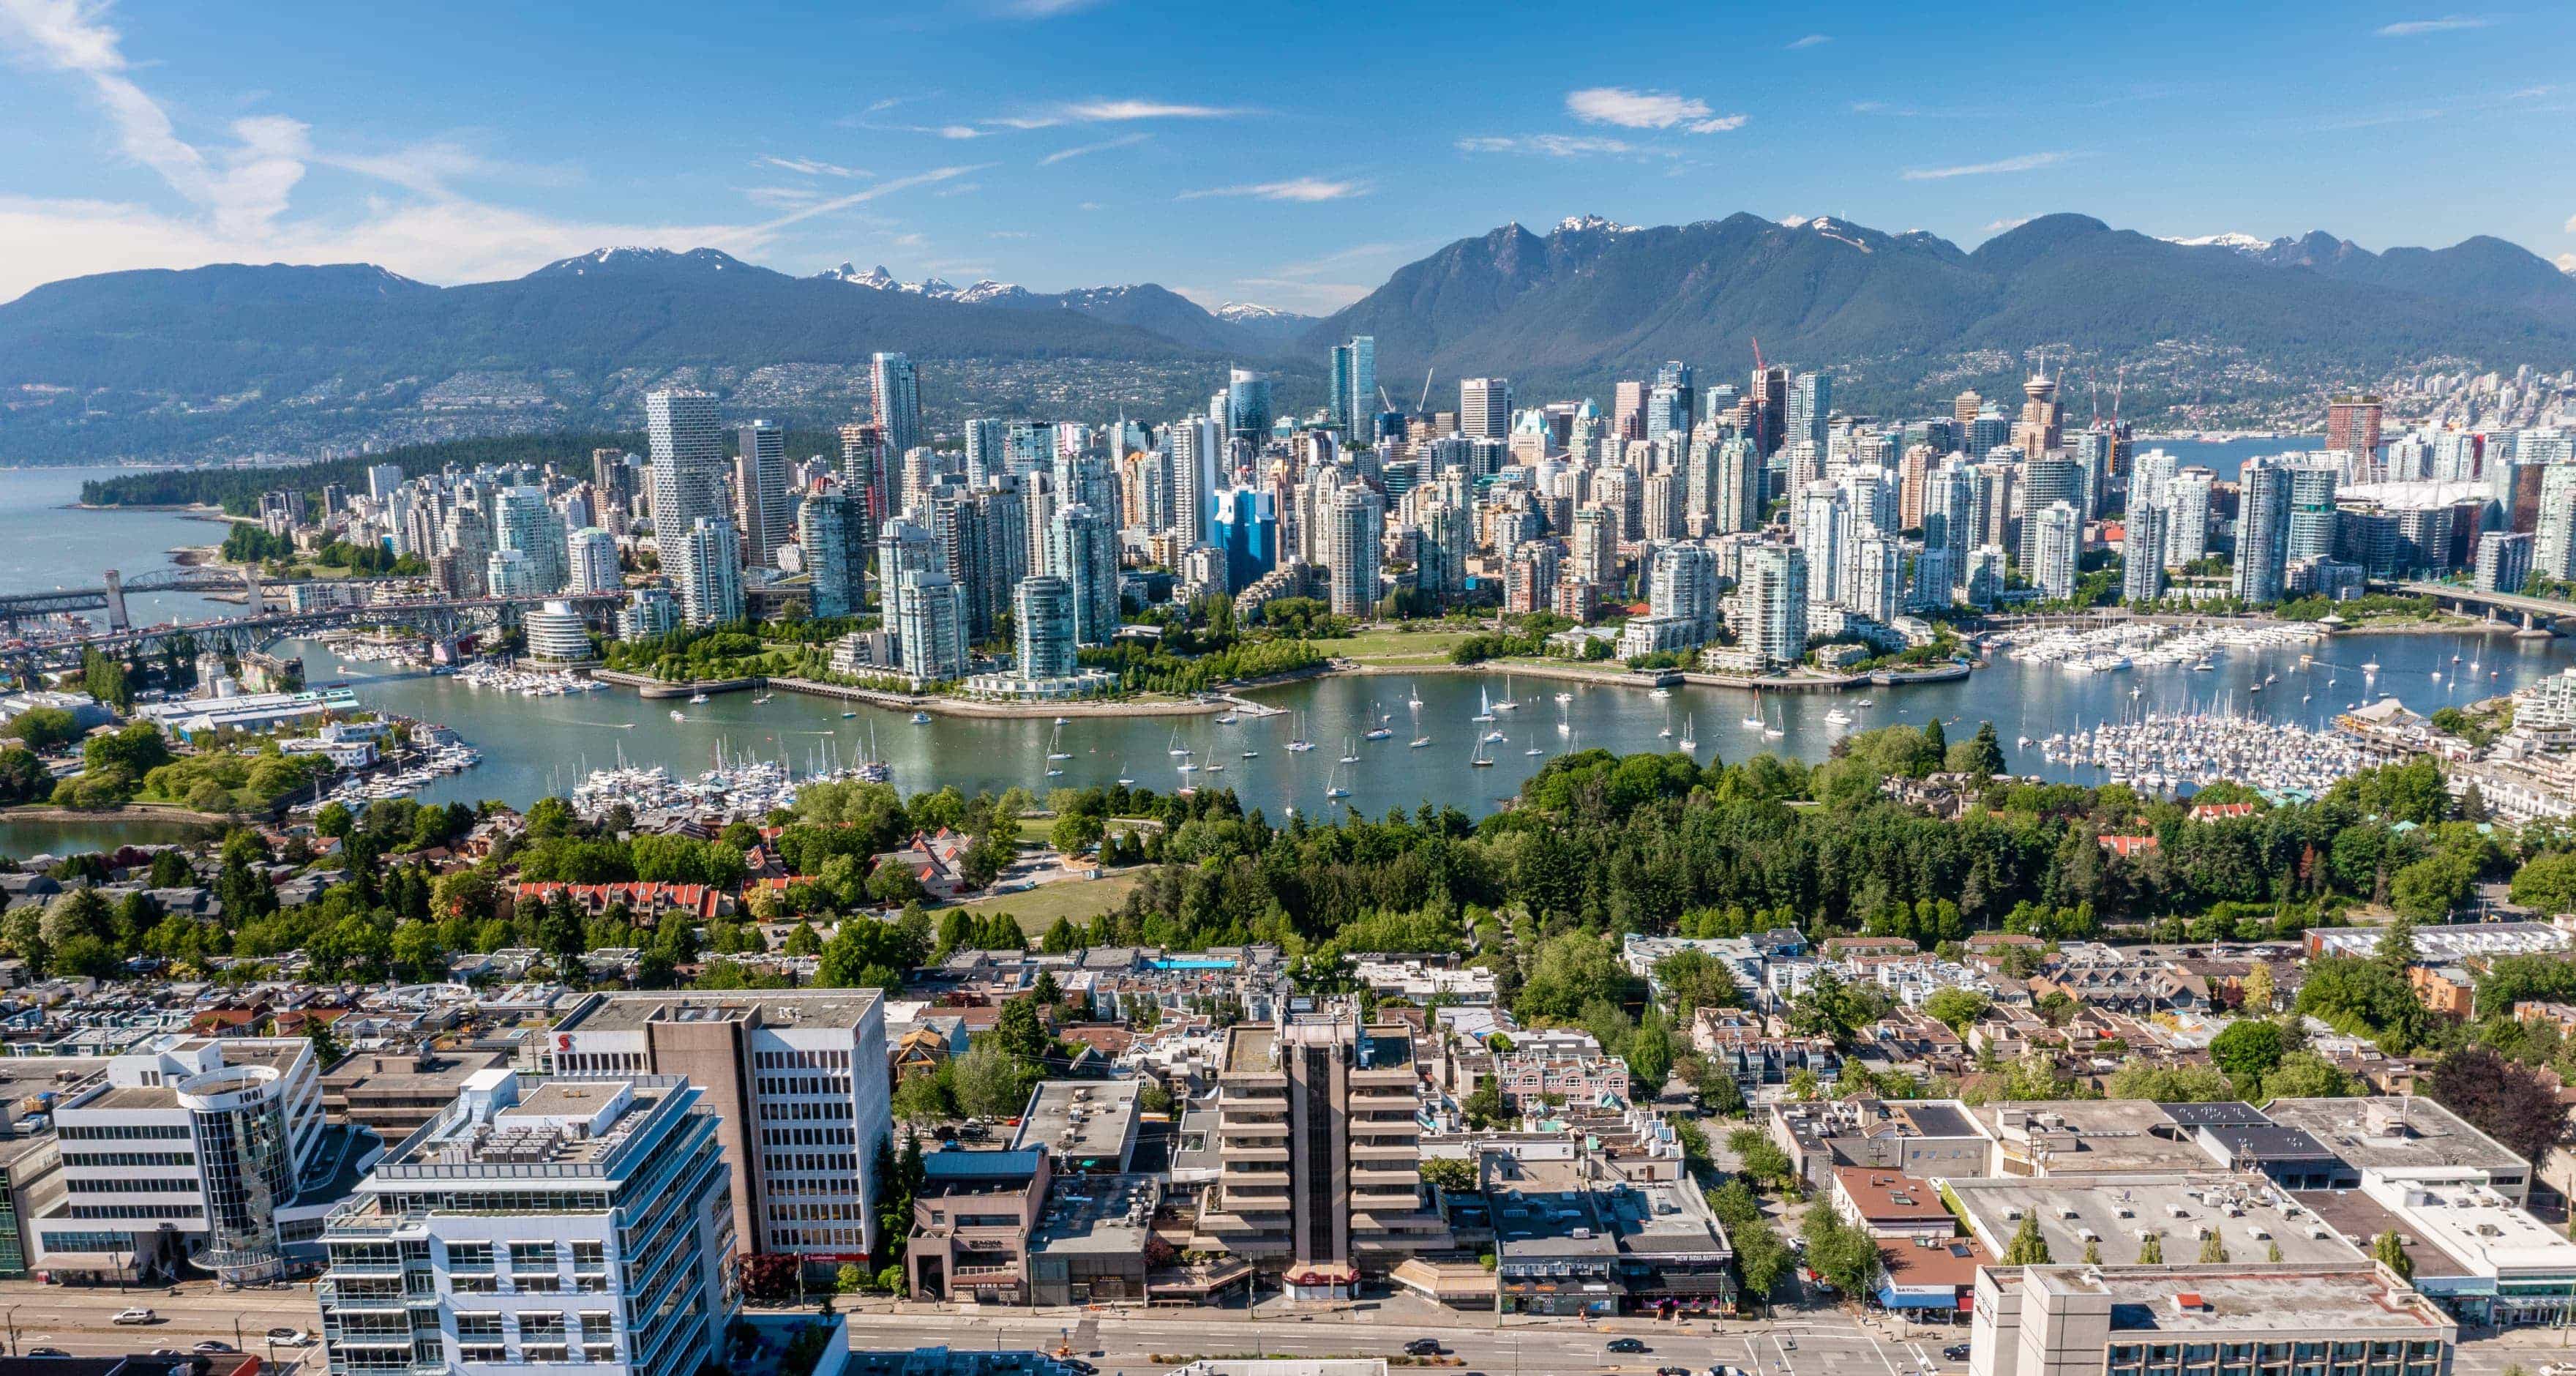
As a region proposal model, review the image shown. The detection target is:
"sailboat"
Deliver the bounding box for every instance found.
[1411,733,1433,748]
[1524,736,1544,756]
[1677,715,1696,752]
[1046,724,1073,762]
[1115,760,1134,787]
[1363,706,1392,741]
[1324,760,1350,799]
[1472,686,1495,723]
[1338,737,1360,765]
[1176,749,1198,774]
[1167,726,1190,758]
[1407,681,1423,710]
[1469,734,1495,767]
[1659,708,1674,740]
[1285,712,1315,752]
[1763,703,1785,739]
[1494,673,1519,711]
[1741,704,1764,730]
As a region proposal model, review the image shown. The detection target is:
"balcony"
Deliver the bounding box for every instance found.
[1349,1091,1419,1112]
[1352,1162,1418,1186]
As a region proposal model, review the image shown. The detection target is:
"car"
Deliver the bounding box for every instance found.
[1059,1361,1095,1375]
[1942,1346,1971,1363]
[192,1342,237,1354]
[26,1349,70,1358]
[1607,1339,1650,1355]
[1404,1341,1446,1356]
[1657,1365,1694,1375]
[267,1328,312,1346]
[150,1350,184,1358]
[113,1307,157,1325]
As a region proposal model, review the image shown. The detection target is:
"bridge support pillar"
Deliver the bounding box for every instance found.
[102,569,129,632]
[2516,612,2558,640]
[241,568,263,618]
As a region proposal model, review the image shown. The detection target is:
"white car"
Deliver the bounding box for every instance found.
[265,1328,312,1347]
[112,1306,157,1325]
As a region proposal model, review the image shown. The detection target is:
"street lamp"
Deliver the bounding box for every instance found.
[8,1303,20,1356]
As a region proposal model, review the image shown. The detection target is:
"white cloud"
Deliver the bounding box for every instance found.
[1456,134,1641,157]
[2375,15,2494,36]
[1176,177,1366,202]
[988,230,1033,239]
[1786,33,1830,48]
[1038,132,1148,166]
[1000,0,1106,15]
[741,185,823,209]
[757,155,869,178]
[1901,151,2071,180]
[2556,251,2576,273]
[1565,86,1746,133]
[1983,217,2032,232]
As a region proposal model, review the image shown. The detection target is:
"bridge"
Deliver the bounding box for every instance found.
[2400,580,2575,636]
[1,590,629,676]
[0,566,428,630]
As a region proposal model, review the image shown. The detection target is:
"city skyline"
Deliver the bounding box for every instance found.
[0,1,2569,309]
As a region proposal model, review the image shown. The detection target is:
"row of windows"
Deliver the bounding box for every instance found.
[39,1230,131,1252]
[756,1099,849,1121]
[67,1177,198,1194]
[766,1176,860,1197]
[554,1052,648,1075]
[754,1049,851,1071]
[765,1201,864,1223]
[67,1204,201,1219]
[57,1124,190,1141]
[2107,1342,2445,1364]
[756,1076,852,1099]
[61,1151,195,1168]
[768,1226,864,1249]
[761,1153,858,1175]
[760,1126,854,1148]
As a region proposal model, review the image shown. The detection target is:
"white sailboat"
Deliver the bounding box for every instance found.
[1494,673,1519,711]
[1407,681,1423,710]
[1338,737,1360,765]
[1324,760,1350,799]
[1167,726,1189,757]
[1659,708,1674,740]
[1285,711,1315,752]
[1115,760,1134,786]
[1764,702,1784,739]
[1677,715,1696,752]
[1524,736,1544,756]
[1046,723,1073,762]
[1363,705,1392,741]
[1472,685,1495,723]
[1469,734,1495,767]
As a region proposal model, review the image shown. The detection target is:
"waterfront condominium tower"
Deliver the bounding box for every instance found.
[2124,501,2170,605]
[797,482,869,619]
[1329,337,1377,444]
[2233,457,2294,605]
[1459,378,1510,440]
[733,420,792,568]
[1044,503,1121,646]
[1325,483,1385,617]
[675,519,744,626]
[1740,543,1808,667]
[1014,575,1078,682]
[870,353,922,459]
[648,390,728,618]
[317,1070,736,1376]
[492,485,570,594]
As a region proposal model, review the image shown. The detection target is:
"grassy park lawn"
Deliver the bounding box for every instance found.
[949,868,1146,935]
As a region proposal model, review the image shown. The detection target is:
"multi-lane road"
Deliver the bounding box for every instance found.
[0,1282,316,1363]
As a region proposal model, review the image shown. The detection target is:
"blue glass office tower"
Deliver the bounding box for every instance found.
[1227,370,1273,452]
[1210,487,1277,594]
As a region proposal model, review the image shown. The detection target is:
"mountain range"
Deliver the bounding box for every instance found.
[4,212,2573,460]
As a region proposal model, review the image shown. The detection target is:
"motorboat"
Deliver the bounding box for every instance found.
[910,711,932,725]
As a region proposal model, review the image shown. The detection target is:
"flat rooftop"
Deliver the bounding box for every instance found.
[1948,1174,2370,1268]
[2288,1189,2471,1280]
[1835,1167,1952,1226]
[394,1077,675,1172]
[555,989,883,1034]
[1011,1080,1139,1165]
[2261,1096,2526,1173]
[1976,1100,2217,1174]
[2029,1265,2452,1336]
[1027,1172,1156,1257]
[1218,1024,1279,1077]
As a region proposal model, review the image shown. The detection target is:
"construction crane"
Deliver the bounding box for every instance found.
[1418,367,1436,413]
[1379,384,1396,414]
[1750,334,1768,374]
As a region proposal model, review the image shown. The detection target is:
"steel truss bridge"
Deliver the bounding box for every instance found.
[1,588,626,678]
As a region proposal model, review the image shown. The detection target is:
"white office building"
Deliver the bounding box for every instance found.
[317,1071,735,1376]
[34,1035,364,1285]
[523,602,594,665]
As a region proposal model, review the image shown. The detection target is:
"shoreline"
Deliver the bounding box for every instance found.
[0,804,230,826]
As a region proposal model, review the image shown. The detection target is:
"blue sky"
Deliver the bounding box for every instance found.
[1,0,2569,311]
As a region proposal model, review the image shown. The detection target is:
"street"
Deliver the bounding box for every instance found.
[0,1281,318,1364]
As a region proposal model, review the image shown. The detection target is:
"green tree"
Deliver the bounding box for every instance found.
[2002,1211,2052,1265]
[1420,1157,1478,1194]
[2135,1231,2163,1264]
[949,1043,1038,1119]
[1626,1017,1676,1096]
[2374,1229,2411,1279]
[2209,1019,2285,1093]
[4,707,80,751]
[1922,988,1991,1036]
[1049,812,1104,859]
[2198,1230,2227,1264]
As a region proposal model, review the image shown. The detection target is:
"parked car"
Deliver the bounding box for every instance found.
[1658,1364,1695,1375]
[267,1328,312,1346]
[1942,1347,1970,1364]
[27,1348,70,1358]
[113,1307,157,1325]
[1405,1341,1446,1356]
[193,1341,236,1354]
[1608,1339,1650,1355]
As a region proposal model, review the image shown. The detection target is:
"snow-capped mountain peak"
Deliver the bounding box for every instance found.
[1555,214,1633,234]
[817,263,1024,302]
[817,262,901,289]
[1213,301,1288,321]
[2161,232,2274,253]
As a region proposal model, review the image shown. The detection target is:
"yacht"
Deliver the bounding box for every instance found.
[1167,727,1190,757]
[1338,737,1361,765]
[1285,712,1315,752]
[1554,692,1572,705]
[1177,751,1198,774]
[1411,734,1433,748]
[1363,706,1392,741]
[1651,687,1672,700]
[1825,708,1854,726]
[1054,716,1069,726]
[689,692,709,705]
[2190,659,2215,671]
[1493,674,1520,711]
[1659,711,1674,740]
[1216,712,1239,725]
[1116,762,1135,787]
[669,709,686,722]
[910,711,932,725]
[1482,727,1506,743]
[2362,659,2381,673]
[1524,738,1544,756]
[1741,711,1765,730]
[1764,704,1784,739]
[840,711,858,719]
[1242,748,1260,759]
[1324,762,1349,799]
